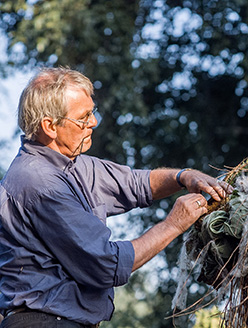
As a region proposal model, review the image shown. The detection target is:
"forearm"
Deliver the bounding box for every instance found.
[150,168,182,200]
[131,219,180,272]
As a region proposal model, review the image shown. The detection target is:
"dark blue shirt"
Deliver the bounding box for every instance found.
[0,137,152,325]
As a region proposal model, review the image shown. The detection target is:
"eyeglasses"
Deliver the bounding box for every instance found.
[59,107,98,129]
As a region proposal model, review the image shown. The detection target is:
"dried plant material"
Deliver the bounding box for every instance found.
[172,158,248,328]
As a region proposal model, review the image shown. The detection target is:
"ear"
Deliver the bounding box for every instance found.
[40,117,57,140]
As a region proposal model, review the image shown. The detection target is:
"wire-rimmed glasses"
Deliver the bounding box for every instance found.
[59,107,98,129]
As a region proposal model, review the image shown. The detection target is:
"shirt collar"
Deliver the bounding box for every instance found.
[20,135,74,172]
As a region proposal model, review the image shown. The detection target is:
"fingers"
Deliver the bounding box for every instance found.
[193,194,207,208]
[195,200,201,208]
[218,180,234,194]
[180,170,233,202]
[179,193,207,210]
[168,194,208,234]
[201,183,224,201]
[186,173,233,202]
[193,196,208,214]
[199,179,233,202]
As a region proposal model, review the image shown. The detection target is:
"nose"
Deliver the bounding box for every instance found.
[88,112,98,128]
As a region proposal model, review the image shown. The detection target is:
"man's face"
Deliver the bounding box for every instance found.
[55,86,97,159]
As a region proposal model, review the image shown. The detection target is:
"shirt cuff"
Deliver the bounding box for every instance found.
[133,169,153,208]
[113,240,135,287]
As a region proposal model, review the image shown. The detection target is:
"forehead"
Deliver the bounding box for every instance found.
[65,86,94,115]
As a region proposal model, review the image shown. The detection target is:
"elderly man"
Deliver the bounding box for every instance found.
[0,67,230,328]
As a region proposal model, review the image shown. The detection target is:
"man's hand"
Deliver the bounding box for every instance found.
[178,169,233,201]
[165,193,208,234]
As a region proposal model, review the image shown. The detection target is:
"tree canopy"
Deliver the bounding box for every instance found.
[1,0,248,326]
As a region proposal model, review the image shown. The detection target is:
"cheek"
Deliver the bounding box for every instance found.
[65,127,87,141]
[57,129,78,148]
[56,125,89,151]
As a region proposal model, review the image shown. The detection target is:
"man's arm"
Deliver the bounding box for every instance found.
[131,192,207,271]
[131,168,233,272]
[150,168,232,201]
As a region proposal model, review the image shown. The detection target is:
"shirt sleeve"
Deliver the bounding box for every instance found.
[25,185,134,289]
[75,156,153,216]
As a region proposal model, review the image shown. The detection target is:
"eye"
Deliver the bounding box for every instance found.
[82,111,93,122]
[85,112,91,120]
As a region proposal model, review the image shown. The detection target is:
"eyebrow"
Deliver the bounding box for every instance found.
[78,105,96,119]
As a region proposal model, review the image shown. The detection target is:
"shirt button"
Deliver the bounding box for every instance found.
[57,316,62,320]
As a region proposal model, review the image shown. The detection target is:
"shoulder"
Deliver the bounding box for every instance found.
[76,154,132,172]
[1,152,68,204]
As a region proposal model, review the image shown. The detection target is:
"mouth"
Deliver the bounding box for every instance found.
[84,135,92,141]
[71,132,93,158]
[84,130,93,142]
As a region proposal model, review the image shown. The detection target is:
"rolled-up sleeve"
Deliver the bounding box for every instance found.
[113,240,135,286]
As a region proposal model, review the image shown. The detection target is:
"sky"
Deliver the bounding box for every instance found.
[0,70,32,170]
[0,30,33,170]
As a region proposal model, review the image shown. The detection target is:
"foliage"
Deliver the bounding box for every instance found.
[193,306,221,328]
[1,0,248,326]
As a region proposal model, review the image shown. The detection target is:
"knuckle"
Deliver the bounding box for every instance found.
[208,188,218,194]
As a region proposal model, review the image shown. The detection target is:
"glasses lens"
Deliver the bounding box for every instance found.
[86,107,98,124]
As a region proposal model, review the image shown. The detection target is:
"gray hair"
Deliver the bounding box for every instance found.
[18,67,94,140]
